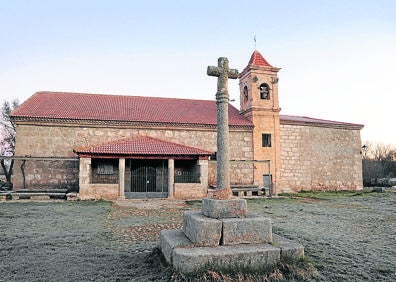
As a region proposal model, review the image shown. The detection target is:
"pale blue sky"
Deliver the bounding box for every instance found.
[1,0,395,144]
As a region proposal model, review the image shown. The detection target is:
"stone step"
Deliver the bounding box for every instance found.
[173,243,280,273]
[9,192,67,200]
[160,229,304,273]
[183,211,222,246]
[222,215,272,245]
[183,211,273,246]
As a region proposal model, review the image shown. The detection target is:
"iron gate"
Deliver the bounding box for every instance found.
[126,161,168,198]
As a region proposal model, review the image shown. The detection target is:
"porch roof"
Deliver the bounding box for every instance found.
[73,136,213,159]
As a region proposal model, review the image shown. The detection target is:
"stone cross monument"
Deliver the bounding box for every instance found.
[160,56,304,274]
[207,57,238,199]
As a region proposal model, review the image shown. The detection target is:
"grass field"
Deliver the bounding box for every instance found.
[0,192,395,281]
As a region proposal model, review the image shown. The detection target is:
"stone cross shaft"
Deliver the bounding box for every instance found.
[207,57,238,196]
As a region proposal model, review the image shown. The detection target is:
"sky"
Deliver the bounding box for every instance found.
[0,0,395,145]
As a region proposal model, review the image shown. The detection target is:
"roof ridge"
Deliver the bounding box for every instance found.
[33,91,215,104]
[12,91,254,127]
[73,135,213,156]
[280,114,364,127]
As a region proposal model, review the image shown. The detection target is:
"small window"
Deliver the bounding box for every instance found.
[97,163,114,175]
[259,83,270,99]
[243,86,249,103]
[262,134,272,147]
[210,152,217,161]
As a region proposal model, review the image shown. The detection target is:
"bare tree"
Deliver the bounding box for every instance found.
[362,141,396,186]
[0,99,19,187]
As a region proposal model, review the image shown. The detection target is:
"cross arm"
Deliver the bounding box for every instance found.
[207,66,220,77]
[228,69,239,79]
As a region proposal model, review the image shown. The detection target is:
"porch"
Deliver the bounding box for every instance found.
[73,137,212,200]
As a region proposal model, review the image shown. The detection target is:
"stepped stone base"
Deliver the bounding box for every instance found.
[160,198,304,274]
[160,229,303,273]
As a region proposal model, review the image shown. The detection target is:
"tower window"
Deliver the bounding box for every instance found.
[243,86,248,103]
[262,134,272,147]
[259,83,270,100]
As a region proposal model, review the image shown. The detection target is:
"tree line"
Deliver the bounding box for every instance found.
[362,142,396,186]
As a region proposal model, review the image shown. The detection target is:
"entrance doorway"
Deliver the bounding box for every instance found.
[125,159,168,199]
[263,174,272,195]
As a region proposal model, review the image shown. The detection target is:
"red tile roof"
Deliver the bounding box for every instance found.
[11,91,253,127]
[280,115,364,129]
[248,50,272,67]
[73,136,213,157]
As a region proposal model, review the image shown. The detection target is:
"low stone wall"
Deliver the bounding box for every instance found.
[12,159,79,191]
[174,183,207,200]
[79,183,118,200]
[208,161,255,187]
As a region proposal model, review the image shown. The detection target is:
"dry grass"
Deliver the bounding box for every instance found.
[167,256,318,282]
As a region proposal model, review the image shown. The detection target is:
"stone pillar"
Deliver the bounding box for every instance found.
[79,158,91,185]
[168,159,174,199]
[207,57,238,199]
[78,158,92,199]
[216,87,230,191]
[118,158,125,200]
[198,159,209,195]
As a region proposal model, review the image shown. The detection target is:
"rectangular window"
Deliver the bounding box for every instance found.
[97,163,114,175]
[174,160,201,183]
[262,134,272,147]
[91,159,118,184]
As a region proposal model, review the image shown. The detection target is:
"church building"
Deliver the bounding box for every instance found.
[10,51,364,200]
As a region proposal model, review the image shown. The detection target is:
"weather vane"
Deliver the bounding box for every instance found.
[254,35,257,49]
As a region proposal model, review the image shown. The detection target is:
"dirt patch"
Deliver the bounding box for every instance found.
[1,192,395,281]
[107,201,185,246]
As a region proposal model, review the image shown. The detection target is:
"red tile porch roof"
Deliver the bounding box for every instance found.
[11,91,253,128]
[73,136,213,158]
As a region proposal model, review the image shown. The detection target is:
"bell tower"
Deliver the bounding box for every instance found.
[238,50,281,194]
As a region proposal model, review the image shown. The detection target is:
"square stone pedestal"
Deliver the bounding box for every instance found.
[202,198,247,219]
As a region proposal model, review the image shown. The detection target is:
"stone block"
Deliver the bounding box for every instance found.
[172,243,280,273]
[272,234,304,260]
[160,229,194,264]
[221,215,272,245]
[0,194,8,202]
[31,195,51,200]
[202,198,247,219]
[372,187,385,193]
[183,211,222,246]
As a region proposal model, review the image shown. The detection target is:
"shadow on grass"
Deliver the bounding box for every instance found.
[278,190,371,200]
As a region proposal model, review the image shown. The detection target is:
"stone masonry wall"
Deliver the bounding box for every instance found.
[13,123,254,191]
[279,124,363,192]
[12,159,79,191]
